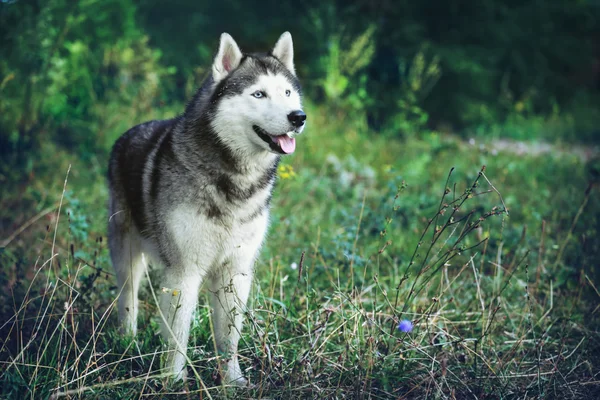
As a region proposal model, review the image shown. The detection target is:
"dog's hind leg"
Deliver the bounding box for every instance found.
[109,208,146,336]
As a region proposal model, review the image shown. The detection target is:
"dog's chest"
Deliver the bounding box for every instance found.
[165,186,271,268]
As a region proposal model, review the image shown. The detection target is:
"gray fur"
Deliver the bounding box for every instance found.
[108,32,305,385]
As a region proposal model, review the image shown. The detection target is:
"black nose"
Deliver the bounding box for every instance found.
[287,110,306,128]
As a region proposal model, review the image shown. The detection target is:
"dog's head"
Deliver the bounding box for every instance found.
[209,32,306,156]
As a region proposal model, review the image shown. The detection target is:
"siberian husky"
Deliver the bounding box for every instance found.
[107,32,305,385]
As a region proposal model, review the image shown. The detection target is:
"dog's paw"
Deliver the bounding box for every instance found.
[163,366,188,382]
[175,367,188,382]
[215,369,254,388]
[216,357,254,388]
[227,375,254,388]
[222,375,255,389]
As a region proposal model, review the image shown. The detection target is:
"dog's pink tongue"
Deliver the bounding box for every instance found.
[275,135,296,154]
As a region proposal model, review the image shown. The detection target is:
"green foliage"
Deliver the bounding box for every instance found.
[319,25,376,108]
[387,49,442,137]
[1,0,600,398]
[2,116,599,397]
[1,98,599,397]
[472,91,600,143]
[0,0,175,165]
[2,0,599,153]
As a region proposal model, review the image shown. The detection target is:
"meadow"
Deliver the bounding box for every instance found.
[1,1,600,398]
[1,98,599,398]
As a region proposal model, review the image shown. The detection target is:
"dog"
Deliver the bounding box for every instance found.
[107,32,305,385]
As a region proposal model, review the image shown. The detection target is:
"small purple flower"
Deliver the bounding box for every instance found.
[398,319,413,333]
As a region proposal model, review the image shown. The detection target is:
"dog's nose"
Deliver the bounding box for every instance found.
[287,110,306,128]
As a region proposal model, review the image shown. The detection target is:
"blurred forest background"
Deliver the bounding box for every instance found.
[1,0,600,398]
[1,0,599,161]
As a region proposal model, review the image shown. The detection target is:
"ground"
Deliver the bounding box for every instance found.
[1,104,599,398]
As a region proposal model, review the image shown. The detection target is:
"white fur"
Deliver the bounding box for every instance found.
[159,204,269,383]
[212,73,304,158]
[114,198,270,384]
[112,32,302,386]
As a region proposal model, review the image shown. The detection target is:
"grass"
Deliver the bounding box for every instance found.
[1,101,599,399]
[467,92,600,145]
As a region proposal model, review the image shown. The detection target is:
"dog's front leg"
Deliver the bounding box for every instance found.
[209,259,253,387]
[159,269,203,381]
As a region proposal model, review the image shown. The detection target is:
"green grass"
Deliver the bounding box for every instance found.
[1,102,599,399]
[467,92,600,145]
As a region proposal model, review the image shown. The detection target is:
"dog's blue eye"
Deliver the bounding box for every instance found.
[252,91,265,98]
[285,90,291,97]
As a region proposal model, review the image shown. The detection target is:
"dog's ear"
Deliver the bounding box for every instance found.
[212,33,243,82]
[272,32,295,75]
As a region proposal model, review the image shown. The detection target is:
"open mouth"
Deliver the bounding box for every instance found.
[253,125,296,154]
